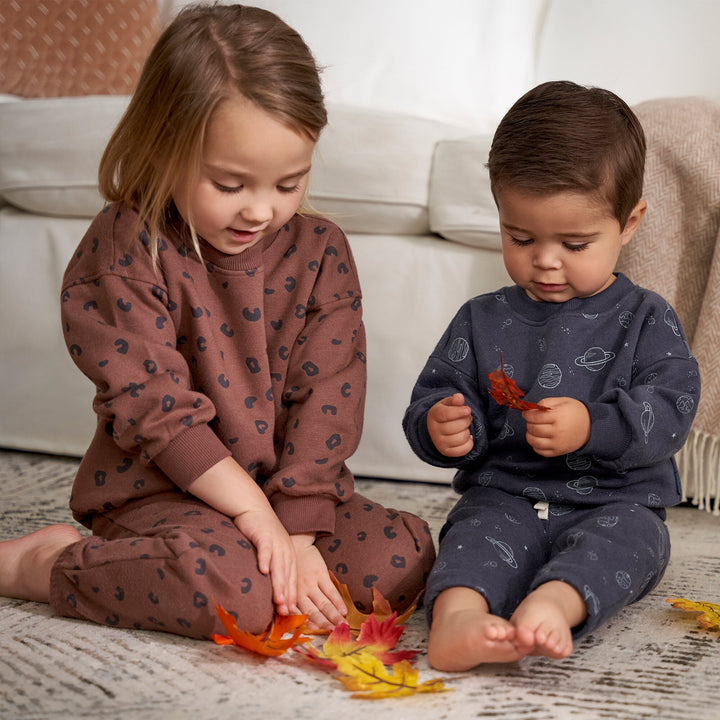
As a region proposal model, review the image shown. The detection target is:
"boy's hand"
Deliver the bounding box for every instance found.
[427,393,474,457]
[523,397,591,457]
[290,533,347,630]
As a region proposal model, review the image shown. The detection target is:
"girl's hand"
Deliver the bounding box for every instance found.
[523,397,591,457]
[233,508,297,616]
[427,393,474,457]
[291,533,347,630]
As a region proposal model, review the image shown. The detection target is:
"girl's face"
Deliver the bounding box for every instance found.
[497,188,646,303]
[173,95,316,256]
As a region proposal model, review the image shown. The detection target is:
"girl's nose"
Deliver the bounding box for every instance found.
[239,195,272,226]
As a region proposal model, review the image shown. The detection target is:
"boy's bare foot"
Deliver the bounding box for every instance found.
[510,580,588,659]
[427,587,523,671]
[0,525,81,603]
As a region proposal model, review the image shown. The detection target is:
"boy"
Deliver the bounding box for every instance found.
[403,81,700,671]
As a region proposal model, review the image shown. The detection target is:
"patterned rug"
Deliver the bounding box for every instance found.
[1,450,719,720]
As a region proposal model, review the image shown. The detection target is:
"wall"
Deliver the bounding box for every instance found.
[170,0,720,129]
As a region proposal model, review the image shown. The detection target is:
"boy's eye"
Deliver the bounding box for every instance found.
[510,237,533,247]
[564,243,589,252]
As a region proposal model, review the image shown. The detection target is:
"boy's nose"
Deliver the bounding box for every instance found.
[533,248,561,269]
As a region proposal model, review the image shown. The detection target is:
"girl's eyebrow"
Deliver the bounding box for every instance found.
[205,164,312,183]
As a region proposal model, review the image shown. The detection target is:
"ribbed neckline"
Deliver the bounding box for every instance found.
[504,273,633,322]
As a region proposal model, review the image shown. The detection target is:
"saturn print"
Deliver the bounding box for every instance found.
[575,346,616,372]
[485,536,518,569]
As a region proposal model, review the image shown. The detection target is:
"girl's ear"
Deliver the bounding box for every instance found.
[620,200,647,246]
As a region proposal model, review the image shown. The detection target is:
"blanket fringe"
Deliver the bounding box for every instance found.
[676,428,720,516]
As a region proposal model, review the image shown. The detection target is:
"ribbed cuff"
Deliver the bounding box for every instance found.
[270,493,339,536]
[152,424,232,491]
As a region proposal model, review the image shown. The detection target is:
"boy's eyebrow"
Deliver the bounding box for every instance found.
[502,222,600,240]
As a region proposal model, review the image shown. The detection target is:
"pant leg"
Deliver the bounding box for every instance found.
[424,486,549,623]
[49,492,274,639]
[315,492,435,614]
[529,502,671,637]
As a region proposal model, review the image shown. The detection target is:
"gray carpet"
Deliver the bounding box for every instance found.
[1,450,719,720]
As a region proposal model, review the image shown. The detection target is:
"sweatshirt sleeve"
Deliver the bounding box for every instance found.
[265,227,366,535]
[61,208,231,490]
[403,304,489,469]
[582,304,700,473]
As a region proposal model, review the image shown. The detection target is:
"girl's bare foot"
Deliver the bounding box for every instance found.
[427,587,523,671]
[0,525,81,602]
[510,580,588,659]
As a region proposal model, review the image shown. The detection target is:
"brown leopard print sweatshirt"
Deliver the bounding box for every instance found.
[61,203,366,536]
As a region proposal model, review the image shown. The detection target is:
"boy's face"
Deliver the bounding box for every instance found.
[496,189,646,303]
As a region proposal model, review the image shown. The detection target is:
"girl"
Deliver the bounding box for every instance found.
[0,3,434,640]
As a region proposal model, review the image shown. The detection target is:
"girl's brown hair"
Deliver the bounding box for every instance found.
[99,3,327,259]
[487,81,646,229]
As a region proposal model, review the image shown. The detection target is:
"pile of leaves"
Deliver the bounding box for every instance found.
[212,577,451,700]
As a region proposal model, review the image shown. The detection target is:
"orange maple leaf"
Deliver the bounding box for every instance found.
[212,603,312,656]
[488,351,549,412]
[328,572,420,633]
[667,597,720,631]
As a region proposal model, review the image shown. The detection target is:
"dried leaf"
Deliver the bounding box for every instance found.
[334,654,450,699]
[329,572,420,633]
[212,603,312,656]
[488,351,549,412]
[315,615,419,666]
[667,597,720,631]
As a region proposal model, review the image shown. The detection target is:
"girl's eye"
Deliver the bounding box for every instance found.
[278,184,301,194]
[214,182,242,194]
[510,237,533,247]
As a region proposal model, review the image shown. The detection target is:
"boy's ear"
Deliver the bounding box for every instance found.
[620,200,647,245]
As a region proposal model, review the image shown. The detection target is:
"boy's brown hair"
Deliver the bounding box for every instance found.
[99,3,327,260]
[487,81,646,228]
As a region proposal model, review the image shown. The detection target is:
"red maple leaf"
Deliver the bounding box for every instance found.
[488,352,549,412]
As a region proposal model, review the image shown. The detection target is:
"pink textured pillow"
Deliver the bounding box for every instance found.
[0,0,159,97]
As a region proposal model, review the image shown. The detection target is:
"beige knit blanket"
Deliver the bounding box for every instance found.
[617,97,720,514]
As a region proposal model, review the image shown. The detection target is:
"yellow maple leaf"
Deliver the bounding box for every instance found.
[333,653,450,700]
[667,597,720,631]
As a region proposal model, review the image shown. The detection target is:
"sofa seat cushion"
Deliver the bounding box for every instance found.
[428,135,501,250]
[0,95,129,217]
[310,105,473,235]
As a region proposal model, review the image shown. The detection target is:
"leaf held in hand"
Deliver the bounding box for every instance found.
[488,351,548,412]
[212,602,312,656]
[334,654,450,699]
[329,572,419,633]
[667,596,720,631]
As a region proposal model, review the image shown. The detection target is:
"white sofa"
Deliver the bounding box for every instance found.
[2,0,720,500]
[0,93,507,484]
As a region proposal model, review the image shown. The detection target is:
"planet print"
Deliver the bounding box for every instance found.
[574,346,616,372]
[537,363,562,389]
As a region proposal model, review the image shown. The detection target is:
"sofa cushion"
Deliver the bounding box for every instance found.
[0,0,158,98]
[0,95,129,217]
[428,135,501,250]
[309,105,473,235]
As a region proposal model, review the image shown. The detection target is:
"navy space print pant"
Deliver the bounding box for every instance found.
[48,491,435,639]
[425,486,670,637]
